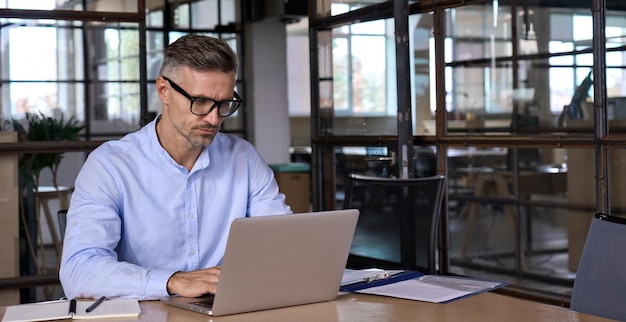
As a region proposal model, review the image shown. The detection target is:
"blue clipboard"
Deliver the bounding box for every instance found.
[340,270,424,292]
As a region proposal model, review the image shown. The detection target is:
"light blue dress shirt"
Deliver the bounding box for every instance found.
[59,117,292,300]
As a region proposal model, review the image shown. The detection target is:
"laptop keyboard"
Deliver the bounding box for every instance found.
[191,297,214,308]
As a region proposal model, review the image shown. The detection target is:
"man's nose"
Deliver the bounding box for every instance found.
[202,107,222,123]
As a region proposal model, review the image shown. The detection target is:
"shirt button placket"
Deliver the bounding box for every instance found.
[185,174,200,269]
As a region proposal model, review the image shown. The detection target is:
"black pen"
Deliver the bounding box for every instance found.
[85,296,106,313]
[68,299,77,317]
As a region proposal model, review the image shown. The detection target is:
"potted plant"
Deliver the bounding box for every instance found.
[6,112,84,298]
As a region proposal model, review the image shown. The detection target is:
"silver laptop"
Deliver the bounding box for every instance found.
[161,209,359,316]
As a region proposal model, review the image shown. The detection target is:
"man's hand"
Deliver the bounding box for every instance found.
[166,266,221,297]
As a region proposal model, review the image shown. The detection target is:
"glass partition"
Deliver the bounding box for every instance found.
[414,3,610,135]
[605,10,626,132]
[444,4,513,123]
[0,19,85,123]
[85,0,139,12]
[0,1,56,10]
[318,1,386,17]
[439,3,619,135]
[315,18,398,136]
[448,146,571,286]
[3,0,141,12]
[86,23,142,134]
[411,13,434,136]
[0,17,148,135]
[334,144,437,197]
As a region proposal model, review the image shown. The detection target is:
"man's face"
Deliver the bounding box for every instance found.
[158,67,236,147]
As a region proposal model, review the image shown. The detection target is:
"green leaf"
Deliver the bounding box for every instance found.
[7,112,85,186]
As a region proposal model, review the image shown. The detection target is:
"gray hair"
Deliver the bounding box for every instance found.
[159,34,238,77]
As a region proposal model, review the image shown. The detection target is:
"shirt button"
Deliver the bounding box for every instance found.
[190,249,196,256]
[188,213,194,219]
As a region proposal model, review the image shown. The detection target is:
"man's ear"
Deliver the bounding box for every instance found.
[156,76,169,102]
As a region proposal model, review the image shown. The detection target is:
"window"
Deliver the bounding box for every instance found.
[333,18,390,115]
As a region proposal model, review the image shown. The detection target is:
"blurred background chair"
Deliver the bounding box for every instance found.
[57,210,67,241]
[570,212,626,320]
[343,174,446,274]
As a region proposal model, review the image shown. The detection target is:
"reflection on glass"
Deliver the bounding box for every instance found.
[439,4,626,134]
[445,6,513,116]
[6,26,58,81]
[220,33,240,57]
[334,145,391,201]
[146,9,164,28]
[0,0,242,139]
[93,29,141,81]
[147,31,165,79]
[147,83,161,116]
[328,1,388,16]
[327,18,396,135]
[604,11,626,131]
[90,82,140,133]
[333,37,349,111]
[3,0,141,12]
[333,20,389,115]
[447,146,569,278]
[191,0,219,29]
[171,3,190,29]
[411,13,434,136]
[85,0,139,12]
[0,20,85,122]
[1,0,55,10]
[168,31,188,45]
[4,82,85,124]
[220,0,237,27]
[83,24,141,128]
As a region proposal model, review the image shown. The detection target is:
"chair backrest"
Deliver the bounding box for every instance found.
[342,173,446,274]
[570,212,626,320]
[57,209,68,241]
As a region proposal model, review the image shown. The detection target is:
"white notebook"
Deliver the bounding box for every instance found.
[2,298,141,322]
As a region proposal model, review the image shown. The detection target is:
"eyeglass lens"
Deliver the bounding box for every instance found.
[191,98,240,117]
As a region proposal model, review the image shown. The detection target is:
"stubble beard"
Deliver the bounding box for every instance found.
[170,118,216,147]
[187,127,216,147]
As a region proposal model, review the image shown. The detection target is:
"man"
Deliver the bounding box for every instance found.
[59,34,292,300]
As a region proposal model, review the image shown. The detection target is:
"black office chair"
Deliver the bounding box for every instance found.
[570,212,626,321]
[57,209,68,241]
[343,173,446,274]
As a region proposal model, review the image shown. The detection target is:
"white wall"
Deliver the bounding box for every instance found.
[244,17,291,165]
[286,18,311,117]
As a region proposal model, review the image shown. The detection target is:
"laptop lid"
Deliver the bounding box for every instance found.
[161,209,359,316]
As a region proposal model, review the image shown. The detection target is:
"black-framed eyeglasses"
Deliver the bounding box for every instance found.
[162,76,243,117]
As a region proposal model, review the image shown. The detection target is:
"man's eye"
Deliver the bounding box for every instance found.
[194,99,213,108]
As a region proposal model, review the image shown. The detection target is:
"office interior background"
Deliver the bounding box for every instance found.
[0,0,623,307]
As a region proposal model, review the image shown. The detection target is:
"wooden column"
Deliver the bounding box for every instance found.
[0,132,19,305]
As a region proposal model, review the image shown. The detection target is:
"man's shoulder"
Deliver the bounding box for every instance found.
[95,127,153,156]
[214,132,255,150]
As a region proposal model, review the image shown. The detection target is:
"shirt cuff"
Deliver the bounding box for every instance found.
[146,269,178,299]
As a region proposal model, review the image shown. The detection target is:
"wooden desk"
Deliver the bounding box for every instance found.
[0,292,611,321]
